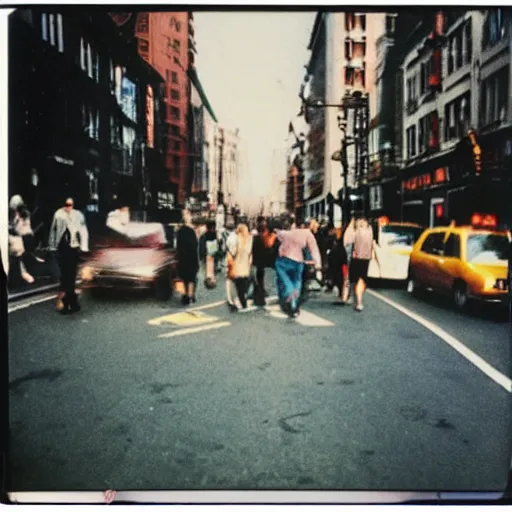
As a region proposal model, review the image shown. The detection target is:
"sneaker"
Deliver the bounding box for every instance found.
[355,304,364,312]
[227,302,238,312]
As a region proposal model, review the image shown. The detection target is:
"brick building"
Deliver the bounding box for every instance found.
[135,11,195,207]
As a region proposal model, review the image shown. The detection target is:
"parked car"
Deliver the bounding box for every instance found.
[79,222,179,300]
[407,214,510,310]
[367,217,424,281]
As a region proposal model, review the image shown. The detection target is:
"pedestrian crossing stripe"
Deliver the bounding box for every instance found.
[148,311,219,327]
[265,305,334,327]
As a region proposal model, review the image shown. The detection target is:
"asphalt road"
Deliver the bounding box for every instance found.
[7,271,511,492]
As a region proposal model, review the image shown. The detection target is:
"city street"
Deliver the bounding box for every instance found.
[8,272,511,492]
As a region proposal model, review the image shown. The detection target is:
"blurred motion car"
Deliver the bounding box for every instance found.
[79,222,178,299]
[407,213,510,310]
[367,217,424,281]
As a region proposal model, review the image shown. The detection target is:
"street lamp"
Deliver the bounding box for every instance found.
[299,89,370,223]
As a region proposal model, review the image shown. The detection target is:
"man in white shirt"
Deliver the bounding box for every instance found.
[49,197,89,314]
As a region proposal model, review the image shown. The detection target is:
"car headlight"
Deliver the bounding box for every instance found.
[81,266,96,281]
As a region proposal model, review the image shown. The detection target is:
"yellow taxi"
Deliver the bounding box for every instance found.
[368,217,425,281]
[407,213,510,310]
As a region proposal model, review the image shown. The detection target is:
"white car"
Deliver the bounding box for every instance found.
[368,220,424,281]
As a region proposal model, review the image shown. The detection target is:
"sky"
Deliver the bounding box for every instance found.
[194,11,316,213]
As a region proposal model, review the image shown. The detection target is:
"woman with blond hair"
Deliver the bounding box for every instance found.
[230,223,253,311]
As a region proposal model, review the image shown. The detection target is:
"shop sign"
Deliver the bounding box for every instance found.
[402,167,449,192]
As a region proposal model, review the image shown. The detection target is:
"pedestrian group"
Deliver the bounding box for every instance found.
[8,193,379,318]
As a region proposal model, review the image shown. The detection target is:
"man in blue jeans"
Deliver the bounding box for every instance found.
[275,219,322,318]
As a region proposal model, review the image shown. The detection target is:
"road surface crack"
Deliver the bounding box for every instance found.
[278,411,312,433]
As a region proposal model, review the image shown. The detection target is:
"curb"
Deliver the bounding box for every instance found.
[8,283,60,303]
[8,280,82,304]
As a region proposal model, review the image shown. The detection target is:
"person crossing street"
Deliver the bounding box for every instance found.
[275,218,322,318]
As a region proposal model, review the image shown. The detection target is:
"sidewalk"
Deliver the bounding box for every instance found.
[7,250,60,303]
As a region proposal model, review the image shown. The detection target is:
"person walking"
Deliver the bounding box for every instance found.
[345,215,379,312]
[224,223,239,311]
[9,195,37,285]
[199,221,218,289]
[230,223,253,312]
[275,218,322,318]
[176,209,199,306]
[48,197,89,314]
[251,217,278,305]
[327,233,349,304]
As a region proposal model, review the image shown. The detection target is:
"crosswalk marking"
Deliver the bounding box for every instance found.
[265,304,334,327]
[158,321,231,338]
[148,310,219,327]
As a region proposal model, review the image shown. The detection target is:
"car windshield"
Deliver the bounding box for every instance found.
[466,233,509,264]
[94,224,167,249]
[380,225,423,247]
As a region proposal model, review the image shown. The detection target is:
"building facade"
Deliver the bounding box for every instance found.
[135,11,195,207]
[187,67,218,217]
[9,9,164,240]
[301,11,386,221]
[398,9,512,228]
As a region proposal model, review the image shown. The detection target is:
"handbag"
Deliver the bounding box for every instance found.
[226,251,235,280]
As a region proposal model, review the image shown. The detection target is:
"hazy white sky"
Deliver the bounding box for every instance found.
[194,11,316,210]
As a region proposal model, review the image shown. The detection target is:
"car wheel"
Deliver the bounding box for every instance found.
[406,269,421,297]
[453,281,469,311]
[156,270,172,301]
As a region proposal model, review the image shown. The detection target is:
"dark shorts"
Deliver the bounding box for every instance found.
[349,258,370,284]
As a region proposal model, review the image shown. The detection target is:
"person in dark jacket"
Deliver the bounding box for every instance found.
[252,218,277,304]
[328,235,348,302]
[177,209,199,305]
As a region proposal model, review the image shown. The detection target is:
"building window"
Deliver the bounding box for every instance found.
[170,124,180,136]
[174,141,181,151]
[385,14,396,36]
[138,39,149,54]
[173,56,181,66]
[171,71,178,84]
[136,13,149,33]
[444,92,471,141]
[406,126,417,158]
[345,67,355,86]
[345,13,354,31]
[447,20,472,75]
[173,39,181,52]
[356,14,366,31]
[171,88,180,100]
[87,43,93,78]
[345,40,352,59]
[482,9,508,51]
[176,21,182,32]
[49,13,56,46]
[353,41,366,60]
[354,68,365,88]
[464,19,472,64]
[481,66,509,127]
[171,106,180,121]
[41,13,48,41]
[93,52,100,83]
[173,155,181,172]
[109,58,114,87]
[420,59,433,95]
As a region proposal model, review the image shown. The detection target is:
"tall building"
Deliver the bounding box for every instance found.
[398,9,512,227]
[9,9,164,239]
[301,11,386,221]
[210,127,240,212]
[134,12,195,207]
